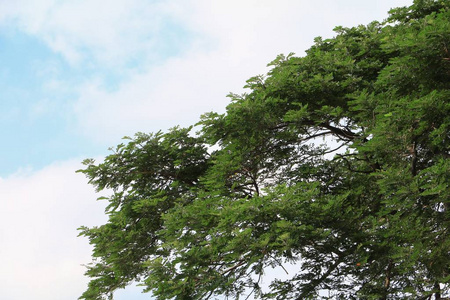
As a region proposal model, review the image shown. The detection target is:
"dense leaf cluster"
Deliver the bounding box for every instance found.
[78,1,450,299]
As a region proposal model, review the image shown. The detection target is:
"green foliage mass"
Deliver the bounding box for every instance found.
[78,1,450,299]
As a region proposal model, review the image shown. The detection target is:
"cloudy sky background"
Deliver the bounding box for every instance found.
[0,1,412,299]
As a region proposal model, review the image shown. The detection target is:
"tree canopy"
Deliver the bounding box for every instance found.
[78,1,450,299]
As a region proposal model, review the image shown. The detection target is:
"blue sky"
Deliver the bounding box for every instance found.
[0,1,412,299]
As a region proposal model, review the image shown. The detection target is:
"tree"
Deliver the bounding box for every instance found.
[78,1,450,299]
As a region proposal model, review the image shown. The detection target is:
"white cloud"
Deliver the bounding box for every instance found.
[72,52,240,143]
[0,160,108,300]
[0,0,179,66]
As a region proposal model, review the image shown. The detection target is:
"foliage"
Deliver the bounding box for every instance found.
[78,1,450,299]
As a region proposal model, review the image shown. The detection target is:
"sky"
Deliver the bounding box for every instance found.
[0,1,413,299]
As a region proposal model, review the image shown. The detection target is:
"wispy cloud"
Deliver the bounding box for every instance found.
[0,0,188,66]
[0,160,107,300]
